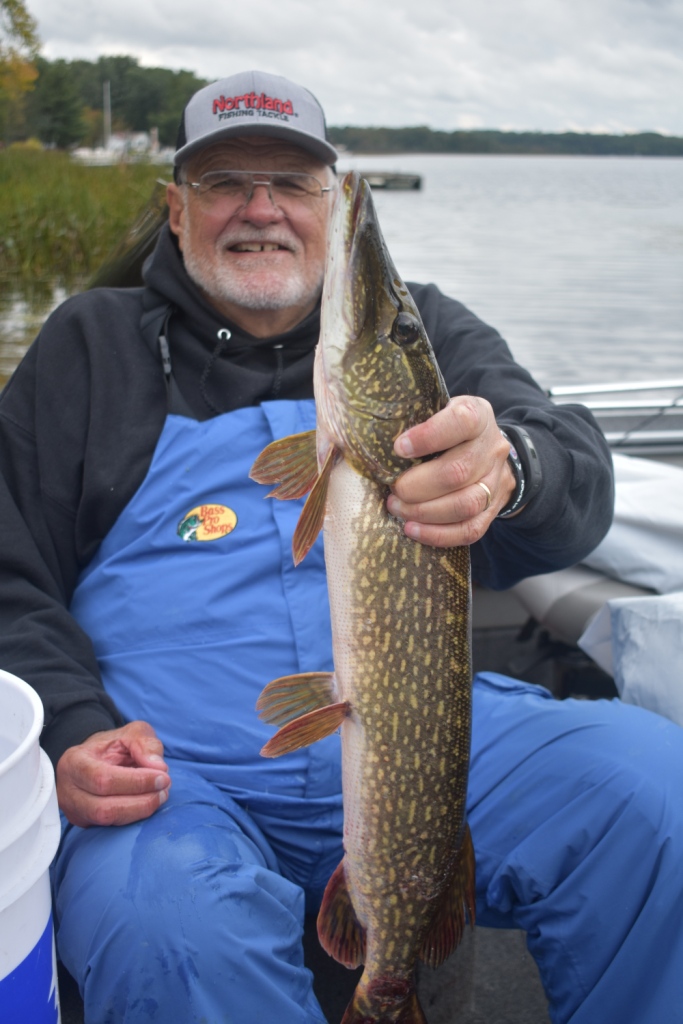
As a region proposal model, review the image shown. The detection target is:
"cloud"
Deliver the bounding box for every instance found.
[27,0,683,133]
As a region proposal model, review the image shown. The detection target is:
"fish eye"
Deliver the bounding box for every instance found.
[391,312,421,346]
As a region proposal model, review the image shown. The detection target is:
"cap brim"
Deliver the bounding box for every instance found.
[174,122,338,167]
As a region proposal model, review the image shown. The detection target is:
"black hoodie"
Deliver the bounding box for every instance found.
[0,225,613,766]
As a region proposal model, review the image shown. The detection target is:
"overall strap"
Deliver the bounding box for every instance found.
[140,301,196,418]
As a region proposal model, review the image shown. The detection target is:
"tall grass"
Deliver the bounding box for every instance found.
[0,149,170,283]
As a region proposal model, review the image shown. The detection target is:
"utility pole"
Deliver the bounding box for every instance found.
[103,81,111,149]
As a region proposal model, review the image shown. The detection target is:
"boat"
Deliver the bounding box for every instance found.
[550,378,683,465]
[476,378,683,722]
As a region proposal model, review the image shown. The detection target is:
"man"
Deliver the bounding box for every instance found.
[0,70,681,1023]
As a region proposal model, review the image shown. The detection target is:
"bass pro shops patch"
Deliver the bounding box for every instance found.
[177,503,237,542]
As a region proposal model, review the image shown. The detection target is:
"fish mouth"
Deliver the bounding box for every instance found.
[320,172,403,375]
[318,172,428,413]
[316,171,448,482]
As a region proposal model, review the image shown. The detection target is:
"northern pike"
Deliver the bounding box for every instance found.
[250,170,474,1024]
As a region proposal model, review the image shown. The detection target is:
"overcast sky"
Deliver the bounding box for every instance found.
[26,0,683,134]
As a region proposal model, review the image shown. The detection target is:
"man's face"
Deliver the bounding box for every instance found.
[167,136,335,336]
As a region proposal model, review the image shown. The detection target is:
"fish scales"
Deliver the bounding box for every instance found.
[325,457,472,986]
[251,170,475,1024]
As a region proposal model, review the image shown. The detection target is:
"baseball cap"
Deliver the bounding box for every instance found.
[174,70,338,171]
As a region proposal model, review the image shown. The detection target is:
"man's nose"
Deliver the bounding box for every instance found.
[240,180,283,221]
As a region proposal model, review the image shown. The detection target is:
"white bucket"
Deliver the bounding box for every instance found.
[0,670,62,1023]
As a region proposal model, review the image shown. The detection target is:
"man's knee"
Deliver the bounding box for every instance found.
[53,801,317,1020]
[55,794,293,963]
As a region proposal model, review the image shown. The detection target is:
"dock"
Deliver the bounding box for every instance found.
[360,172,422,190]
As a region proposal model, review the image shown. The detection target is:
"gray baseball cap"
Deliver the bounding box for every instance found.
[174,70,338,170]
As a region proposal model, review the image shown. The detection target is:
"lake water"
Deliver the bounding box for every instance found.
[1,155,682,389]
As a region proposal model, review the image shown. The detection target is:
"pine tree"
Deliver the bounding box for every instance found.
[26,57,85,148]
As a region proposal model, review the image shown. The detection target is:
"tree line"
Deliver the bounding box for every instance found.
[2,53,208,148]
[329,125,683,157]
[1,2,681,157]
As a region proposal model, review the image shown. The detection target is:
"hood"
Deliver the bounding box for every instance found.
[140,224,322,418]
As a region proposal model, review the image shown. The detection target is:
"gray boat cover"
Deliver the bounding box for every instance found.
[579,454,683,726]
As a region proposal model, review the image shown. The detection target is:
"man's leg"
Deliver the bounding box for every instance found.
[52,764,326,1024]
[468,672,683,1024]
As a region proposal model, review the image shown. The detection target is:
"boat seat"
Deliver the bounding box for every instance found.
[57,921,549,1023]
[513,565,654,648]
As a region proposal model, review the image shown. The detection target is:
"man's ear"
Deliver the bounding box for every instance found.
[166,183,186,249]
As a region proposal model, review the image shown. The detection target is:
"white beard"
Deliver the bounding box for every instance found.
[180,216,324,313]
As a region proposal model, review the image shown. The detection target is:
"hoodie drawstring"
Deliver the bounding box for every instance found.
[199,329,232,415]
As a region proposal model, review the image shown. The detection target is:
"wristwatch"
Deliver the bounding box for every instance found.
[496,424,542,518]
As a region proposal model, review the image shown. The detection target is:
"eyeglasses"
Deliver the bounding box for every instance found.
[184,170,335,207]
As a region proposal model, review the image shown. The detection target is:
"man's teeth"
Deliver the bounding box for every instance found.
[232,243,283,252]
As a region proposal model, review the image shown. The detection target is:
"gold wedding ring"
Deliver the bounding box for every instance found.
[476,481,492,512]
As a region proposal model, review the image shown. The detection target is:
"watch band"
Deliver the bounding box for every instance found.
[496,424,542,518]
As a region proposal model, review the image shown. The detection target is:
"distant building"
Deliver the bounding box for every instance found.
[72,129,173,166]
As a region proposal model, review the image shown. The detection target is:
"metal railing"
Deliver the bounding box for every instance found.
[548,379,683,457]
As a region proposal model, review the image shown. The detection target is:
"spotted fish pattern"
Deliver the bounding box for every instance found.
[251,171,475,1024]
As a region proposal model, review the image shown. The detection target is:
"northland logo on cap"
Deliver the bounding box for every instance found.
[213,91,296,124]
[213,93,295,116]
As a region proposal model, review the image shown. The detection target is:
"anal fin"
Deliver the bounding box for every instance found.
[419,823,476,968]
[317,859,366,969]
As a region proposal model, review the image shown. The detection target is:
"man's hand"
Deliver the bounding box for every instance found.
[56,721,171,828]
[387,396,515,548]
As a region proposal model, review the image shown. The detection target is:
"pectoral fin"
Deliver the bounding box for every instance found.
[256,672,337,726]
[419,823,476,968]
[250,432,340,566]
[292,446,339,565]
[260,701,351,757]
[249,430,318,499]
[317,859,366,968]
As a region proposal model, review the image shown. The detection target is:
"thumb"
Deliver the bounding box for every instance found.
[125,721,168,770]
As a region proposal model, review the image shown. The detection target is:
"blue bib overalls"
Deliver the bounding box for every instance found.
[51,398,683,1023]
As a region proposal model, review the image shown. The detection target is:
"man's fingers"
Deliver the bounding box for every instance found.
[388,479,493,525]
[65,788,170,830]
[403,518,492,549]
[72,754,171,798]
[128,736,168,771]
[86,720,168,771]
[394,396,484,460]
[56,753,171,828]
[393,478,499,548]
[55,721,171,828]
[391,448,472,505]
[391,397,514,524]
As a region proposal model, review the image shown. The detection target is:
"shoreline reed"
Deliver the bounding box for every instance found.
[0,148,170,283]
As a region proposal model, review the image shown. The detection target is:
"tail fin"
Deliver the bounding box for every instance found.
[341,976,427,1024]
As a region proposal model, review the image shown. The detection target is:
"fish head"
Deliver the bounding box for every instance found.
[316,171,449,485]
